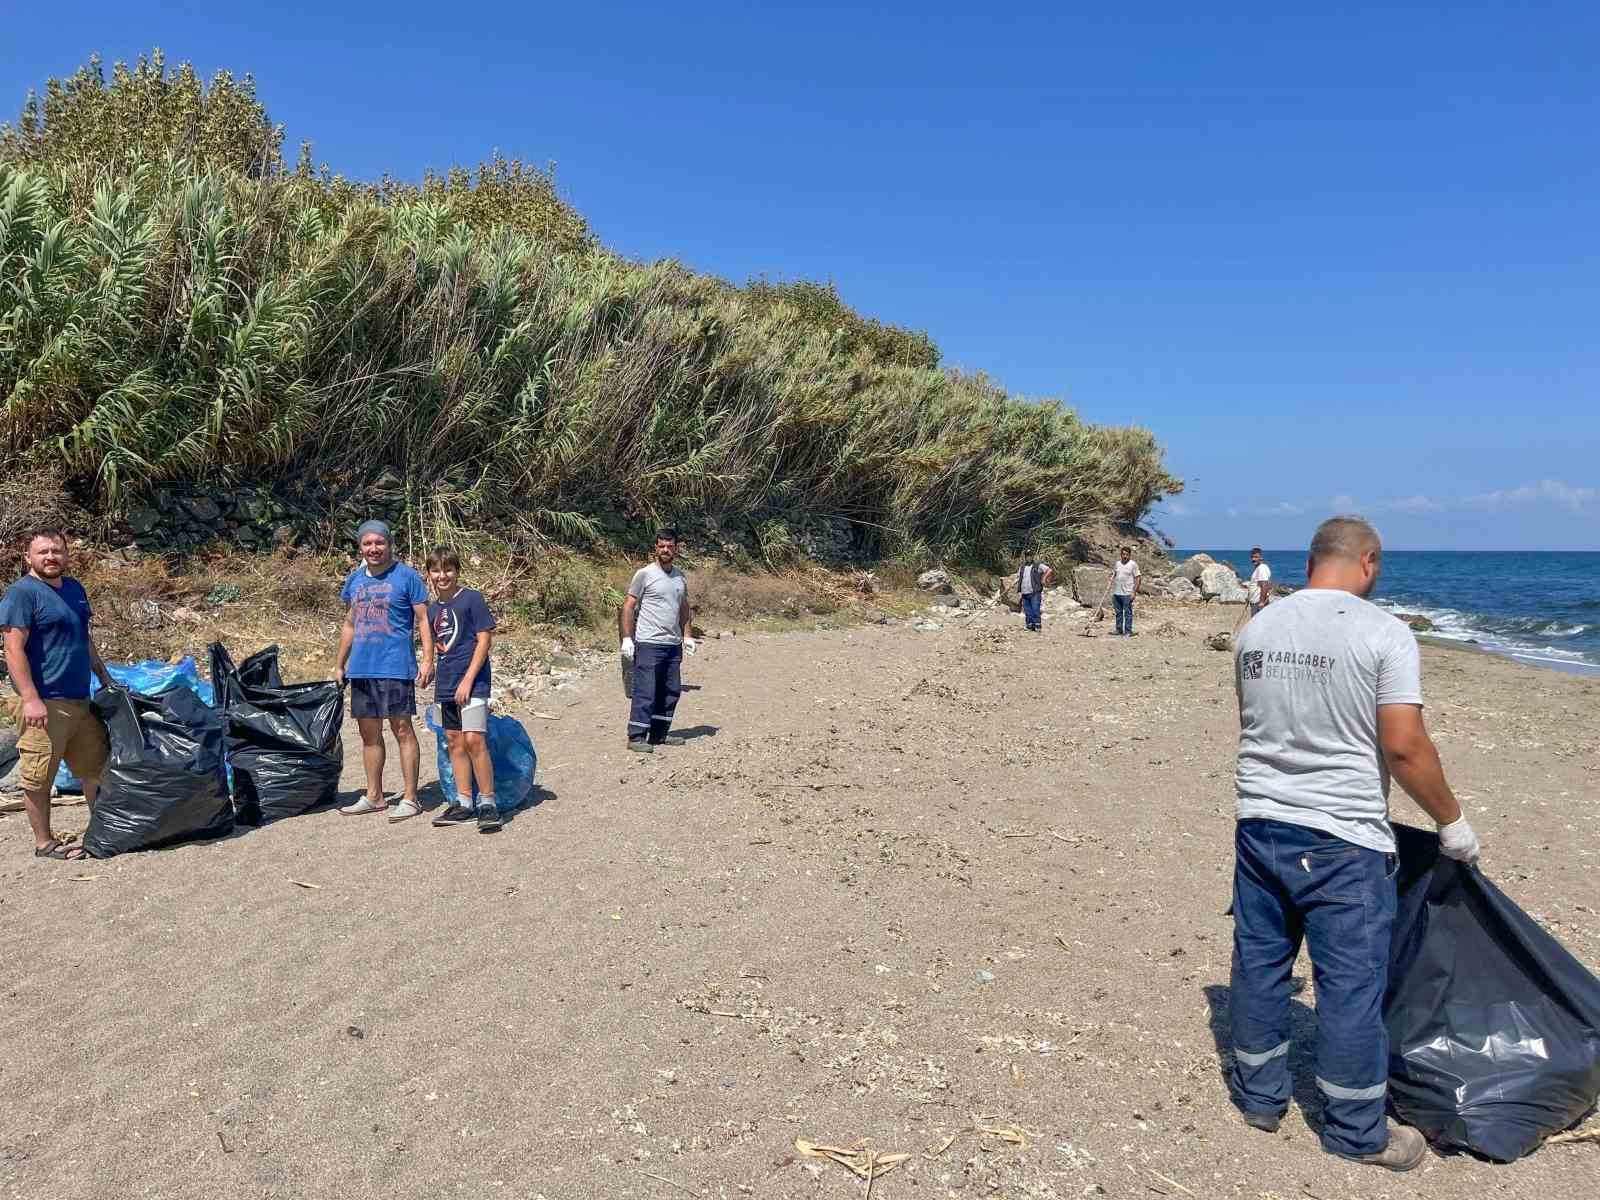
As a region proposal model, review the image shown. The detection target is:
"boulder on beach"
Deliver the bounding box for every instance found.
[1073,565,1111,605]
[1164,577,1200,601]
[917,569,951,593]
[1395,612,1434,632]
[1198,562,1247,603]
[1174,554,1214,582]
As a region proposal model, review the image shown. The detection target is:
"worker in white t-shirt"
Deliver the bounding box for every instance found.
[1228,515,1479,1171]
[1111,546,1141,636]
[1248,547,1272,616]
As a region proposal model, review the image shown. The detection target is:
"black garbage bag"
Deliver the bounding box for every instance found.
[209,643,343,826]
[1386,823,1600,1161]
[81,686,232,858]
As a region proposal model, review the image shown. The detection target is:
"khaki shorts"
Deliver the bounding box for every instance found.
[7,696,109,793]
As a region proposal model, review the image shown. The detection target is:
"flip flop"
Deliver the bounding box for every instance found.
[34,839,88,861]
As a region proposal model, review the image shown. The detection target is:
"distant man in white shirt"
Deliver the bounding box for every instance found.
[1111,546,1141,636]
[1227,515,1480,1172]
[1247,547,1272,616]
[1016,549,1054,632]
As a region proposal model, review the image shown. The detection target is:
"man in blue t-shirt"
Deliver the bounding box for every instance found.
[335,520,434,822]
[1,528,113,860]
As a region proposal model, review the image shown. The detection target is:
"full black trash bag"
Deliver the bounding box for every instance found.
[209,643,343,826]
[81,686,232,858]
[1386,823,1600,1161]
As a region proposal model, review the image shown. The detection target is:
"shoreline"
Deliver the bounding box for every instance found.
[1416,630,1600,677]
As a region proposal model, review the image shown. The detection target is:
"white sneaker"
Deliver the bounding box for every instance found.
[340,795,388,816]
[387,799,421,823]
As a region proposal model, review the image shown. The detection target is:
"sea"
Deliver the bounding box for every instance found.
[1183,550,1600,676]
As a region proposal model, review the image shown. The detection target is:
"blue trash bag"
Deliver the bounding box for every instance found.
[425,707,537,813]
[55,658,216,794]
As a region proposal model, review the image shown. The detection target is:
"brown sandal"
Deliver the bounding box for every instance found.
[34,839,89,861]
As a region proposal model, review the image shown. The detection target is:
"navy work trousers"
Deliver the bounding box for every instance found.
[628,642,682,744]
[1113,593,1134,635]
[1228,818,1398,1158]
[1021,591,1042,631]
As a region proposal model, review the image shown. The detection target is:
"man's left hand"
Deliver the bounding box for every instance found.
[418,659,436,688]
[683,637,698,656]
[453,681,472,706]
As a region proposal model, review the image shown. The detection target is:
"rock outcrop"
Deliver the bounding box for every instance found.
[1198,562,1248,604]
[1073,565,1111,606]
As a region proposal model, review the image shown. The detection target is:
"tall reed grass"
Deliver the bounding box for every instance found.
[1,53,1180,564]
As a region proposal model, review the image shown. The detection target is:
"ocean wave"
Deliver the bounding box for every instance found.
[1374,599,1600,669]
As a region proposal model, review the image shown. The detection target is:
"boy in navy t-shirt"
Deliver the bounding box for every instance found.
[424,546,500,831]
[335,520,433,822]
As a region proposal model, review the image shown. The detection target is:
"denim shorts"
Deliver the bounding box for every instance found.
[349,678,416,719]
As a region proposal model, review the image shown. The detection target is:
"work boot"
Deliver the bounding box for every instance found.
[627,741,654,754]
[654,735,686,747]
[1240,1110,1282,1134]
[1336,1124,1426,1172]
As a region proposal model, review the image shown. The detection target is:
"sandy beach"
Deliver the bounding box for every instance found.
[3,594,1597,1199]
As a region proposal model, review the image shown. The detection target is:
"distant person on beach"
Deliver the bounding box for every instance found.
[335,520,433,821]
[1228,515,1480,1172]
[425,546,500,832]
[1,529,113,861]
[1111,546,1141,636]
[1247,547,1272,616]
[620,530,696,753]
[1016,549,1054,632]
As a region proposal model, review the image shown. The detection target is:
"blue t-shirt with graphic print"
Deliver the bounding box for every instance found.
[340,561,428,680]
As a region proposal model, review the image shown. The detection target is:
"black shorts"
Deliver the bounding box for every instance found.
[439,697,489,732]
[350,678,416,719]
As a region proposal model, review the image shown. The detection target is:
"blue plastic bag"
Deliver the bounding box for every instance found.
[55,658,216,794]
[425,707,537,813]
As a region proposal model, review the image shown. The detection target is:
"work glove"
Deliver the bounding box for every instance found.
[683,637,699,656]
[620,637,635,659]
[1437,815,1481,864]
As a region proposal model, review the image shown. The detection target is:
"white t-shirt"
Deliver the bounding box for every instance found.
[1234,588,1422,853]
[1017,562,1051,594]
[1248,562,1272,604]
[1112,559,1140,596]
[627,563,688,645]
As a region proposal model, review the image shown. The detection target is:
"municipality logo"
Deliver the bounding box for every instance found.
[1242,650,1264,680]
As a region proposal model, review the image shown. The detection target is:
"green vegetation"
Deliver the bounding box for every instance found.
[1,52,1180,566]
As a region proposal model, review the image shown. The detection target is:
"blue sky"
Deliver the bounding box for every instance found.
[4,2,1597,549]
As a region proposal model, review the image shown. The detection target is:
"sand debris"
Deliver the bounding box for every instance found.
[1548,1119,1600,1147]
[289,879,322,889]
[793,1138,910,1185]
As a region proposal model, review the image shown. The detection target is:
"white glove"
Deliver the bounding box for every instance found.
[683,637,698,656]
[1438,816,1480,864]
[620,637,635,658]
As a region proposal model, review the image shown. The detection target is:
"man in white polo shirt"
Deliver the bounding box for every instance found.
[1111,546,1141,636]
[1227,515,1480,1172]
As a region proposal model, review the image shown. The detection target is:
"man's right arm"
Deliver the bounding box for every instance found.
[334,608,355,687]
[3,626,47,726]
[621,594,639,649]
[1378,704,1478,861]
